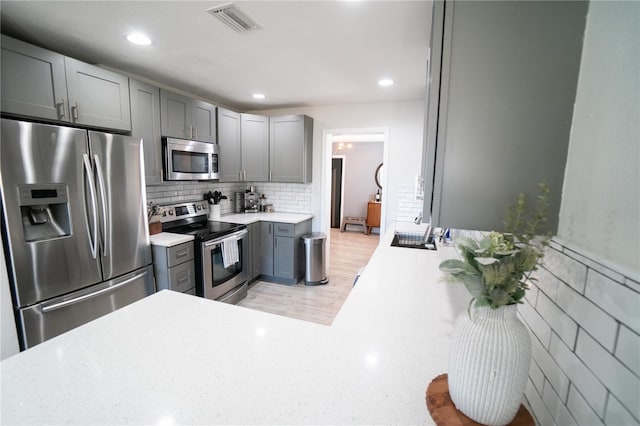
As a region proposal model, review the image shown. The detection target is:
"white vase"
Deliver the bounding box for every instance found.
[448,304,531,426]
[208,204,220,220]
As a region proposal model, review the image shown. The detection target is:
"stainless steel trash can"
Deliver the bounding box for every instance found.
[302,232,328,286]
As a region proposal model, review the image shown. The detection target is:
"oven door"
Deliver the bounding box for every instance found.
[201,229,248,301]
[164,137,218,181]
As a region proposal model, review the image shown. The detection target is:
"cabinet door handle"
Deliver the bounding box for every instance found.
[274,238,277,248]
[56,99,66,119]
[269,170,272,181]
[71,102,79,121]
[194,128,198,139]
[269,223,272,234]
[175,249,190,258]
[239,171,243,181]
[243,170,247,180]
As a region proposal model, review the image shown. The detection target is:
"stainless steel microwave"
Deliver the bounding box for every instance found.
[163,137,219,181]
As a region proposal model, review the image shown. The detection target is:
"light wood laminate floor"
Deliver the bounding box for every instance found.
[237,228,380,325]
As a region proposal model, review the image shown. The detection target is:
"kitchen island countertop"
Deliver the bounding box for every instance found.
[0,223,470,425]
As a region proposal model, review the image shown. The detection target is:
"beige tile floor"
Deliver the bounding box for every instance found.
[237,228,380,325]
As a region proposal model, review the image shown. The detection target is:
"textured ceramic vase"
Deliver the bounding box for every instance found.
[448,304,531,426]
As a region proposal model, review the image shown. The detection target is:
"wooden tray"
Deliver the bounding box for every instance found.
[425,374,534,426]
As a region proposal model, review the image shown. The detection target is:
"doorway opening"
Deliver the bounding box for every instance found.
[331,156,345,228]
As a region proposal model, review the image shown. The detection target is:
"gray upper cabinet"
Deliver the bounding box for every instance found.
[0,35,131,132]
[217,110,269,182]
[241,114,269,182]
[269,115,313,183]
[422,0,587,233]
[192,100,216,143]
[64,57,131,131]
[160,89,216,143]
[1,35,68,122]
[217,107,242,182]
[130,79,162,185]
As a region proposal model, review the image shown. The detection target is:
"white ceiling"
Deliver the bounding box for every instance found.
[0,1,431,111]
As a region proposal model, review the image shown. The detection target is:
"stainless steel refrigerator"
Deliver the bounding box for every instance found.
[0,119,154,349]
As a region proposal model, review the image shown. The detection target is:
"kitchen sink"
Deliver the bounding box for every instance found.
[390,229,437,250]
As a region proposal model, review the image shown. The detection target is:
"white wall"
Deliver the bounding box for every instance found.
[334,142,383,218]
[249,100,425,231]
[557,1,640,276]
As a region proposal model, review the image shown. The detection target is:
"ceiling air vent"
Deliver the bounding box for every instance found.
[206,3,261,33]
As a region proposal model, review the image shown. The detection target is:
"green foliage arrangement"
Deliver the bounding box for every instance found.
[439,182,551,309]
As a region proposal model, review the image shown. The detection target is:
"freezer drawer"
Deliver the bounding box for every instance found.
[17,265,155,349]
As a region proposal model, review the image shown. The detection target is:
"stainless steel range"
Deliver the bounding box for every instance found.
[157,201,248,304]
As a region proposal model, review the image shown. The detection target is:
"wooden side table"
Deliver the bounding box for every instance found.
[426,374,534,426]
[366,202,381,234]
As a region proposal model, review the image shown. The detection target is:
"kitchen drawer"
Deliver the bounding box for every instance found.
[169,261,196,293]
[167,242,194,267]
[274,222,294,237]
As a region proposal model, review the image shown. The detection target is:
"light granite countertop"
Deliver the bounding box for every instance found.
[0,223,471,425]
[148,232,194,247]
[215,211,313,225]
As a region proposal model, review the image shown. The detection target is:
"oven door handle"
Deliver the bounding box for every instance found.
[203,229,248,248]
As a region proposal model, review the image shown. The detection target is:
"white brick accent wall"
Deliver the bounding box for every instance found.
[519,241,640,425]
[395,184,423,222]
[146,182,312,215]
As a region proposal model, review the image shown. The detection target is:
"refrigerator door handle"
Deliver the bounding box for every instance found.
[93,154,109,257]
[41,269,148,313]
[82,154,98,259]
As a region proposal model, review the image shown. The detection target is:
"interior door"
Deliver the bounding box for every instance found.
[89,131,151,280]
[331,158,343,228]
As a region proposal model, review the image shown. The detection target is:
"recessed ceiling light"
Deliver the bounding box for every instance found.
[252,93,266,100]
[378,78,394,87]
[126,33,152,46]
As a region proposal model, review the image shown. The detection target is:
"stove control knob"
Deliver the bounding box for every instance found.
[196,205,201,210]
[168,211,174,216]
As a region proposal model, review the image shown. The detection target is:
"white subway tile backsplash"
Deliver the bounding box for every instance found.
[605,394,640,426]
[585,270,640,334]
[555,282,618,352]
[530,266,561,301]
[537,292,578,348]
[548,333,608,417]
[626,278,640,294]
[566,386,605,426]
[531,331,570,400]
[542,246,588,293]
[542,379,579,426]
[563,247,626,284]
[575,330,640,420]
[529,359,545,394]
[518,297,552,348]
[615,326,640,377]
[526,379,557,426]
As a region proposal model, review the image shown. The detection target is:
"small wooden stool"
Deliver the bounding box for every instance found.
[426,374,534,426]
[340,216,367,234]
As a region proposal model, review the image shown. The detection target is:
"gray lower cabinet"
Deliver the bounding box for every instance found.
[160,89,216,143]
[130,79,162,185]
[421,0,587,233]
[259,222,274,277]
[269,115,313,183]
[259,220,312,284]
[151,242,196,295]
[247,222,261,282]
[1,35,131,132]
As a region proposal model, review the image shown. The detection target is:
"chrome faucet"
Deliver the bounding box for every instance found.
[414,211,423,225]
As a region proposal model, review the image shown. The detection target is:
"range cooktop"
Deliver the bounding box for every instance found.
[157,200,246,241]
